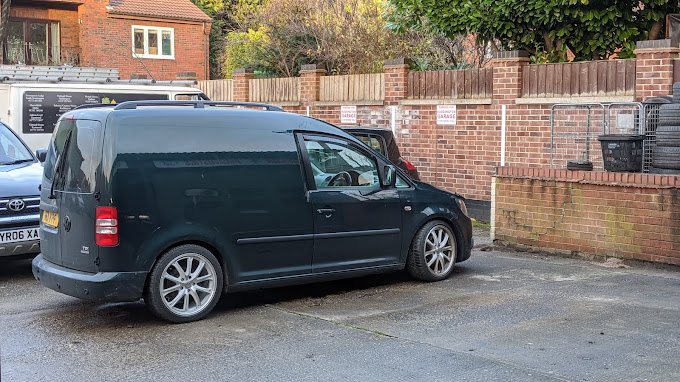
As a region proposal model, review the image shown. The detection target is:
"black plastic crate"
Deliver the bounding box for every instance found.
[598,135,645,172]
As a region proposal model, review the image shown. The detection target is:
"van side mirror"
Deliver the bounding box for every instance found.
[36,149,47,163]
[382,165,397,187]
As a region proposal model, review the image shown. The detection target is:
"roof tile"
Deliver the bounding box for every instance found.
[109,0,212,22]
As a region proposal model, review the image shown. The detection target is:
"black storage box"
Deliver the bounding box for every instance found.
[598,134,645,172]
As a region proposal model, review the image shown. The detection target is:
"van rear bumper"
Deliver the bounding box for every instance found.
[32,254,147,302]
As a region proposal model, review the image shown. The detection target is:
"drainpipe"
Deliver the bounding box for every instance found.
[204,21,209,80]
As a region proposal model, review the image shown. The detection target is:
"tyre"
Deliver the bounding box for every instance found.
[655,125,680,147]
[674,82,680,102]
[567,160,593,171]
[407,220,458,281]
[145,244,223,323]
[658,103,680,126]
[649,166,680,175]
[652,146,680,170]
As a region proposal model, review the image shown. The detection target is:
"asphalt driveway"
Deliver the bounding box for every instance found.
[1,229,679,381]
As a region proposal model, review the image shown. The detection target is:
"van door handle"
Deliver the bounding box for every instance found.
[317,208,336,217]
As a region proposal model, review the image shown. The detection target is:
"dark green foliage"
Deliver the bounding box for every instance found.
[389,0,680,62]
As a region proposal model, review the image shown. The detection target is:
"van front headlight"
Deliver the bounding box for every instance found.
[454,197,469,217]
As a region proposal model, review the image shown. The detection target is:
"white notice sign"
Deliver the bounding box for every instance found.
[341,106,357,124]
[436,105,457,125]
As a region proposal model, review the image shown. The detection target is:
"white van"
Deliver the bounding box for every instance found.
[0,82,206,151]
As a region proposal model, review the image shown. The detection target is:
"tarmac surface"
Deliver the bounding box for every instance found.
[1,227,679,381]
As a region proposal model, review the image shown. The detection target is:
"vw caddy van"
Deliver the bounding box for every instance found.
[32,101,472,323]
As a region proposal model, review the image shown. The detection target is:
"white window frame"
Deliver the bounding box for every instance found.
[131,25,174,60]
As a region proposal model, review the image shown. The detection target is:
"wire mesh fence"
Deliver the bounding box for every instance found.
[550,104,606,170]
[550,102,653,172]
[642,101,670,173]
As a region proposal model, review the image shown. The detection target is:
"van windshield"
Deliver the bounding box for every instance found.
[0,123,33,164]
[44,118,103,193]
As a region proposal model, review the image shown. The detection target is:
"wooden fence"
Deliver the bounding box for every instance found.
[319,73,384,102]
[249,77,300,103]
[195,79,233,101]
[407,69,493,99]
[522,60,636,98]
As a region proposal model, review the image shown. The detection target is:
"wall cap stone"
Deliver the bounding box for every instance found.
[314,100,384,106]
[494,166,680,188]
[384,58,413,67]
[493,50,530,59]
[635,39,680,50]
[401,98,492,105]
[516,95,635,104]
[232,68,254,74]
[266,101,301,107]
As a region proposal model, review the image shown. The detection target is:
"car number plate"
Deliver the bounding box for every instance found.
[42,210,59,227]
[0,227,39,244]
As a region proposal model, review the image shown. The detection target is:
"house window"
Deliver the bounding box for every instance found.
[3,19,61,65]
[131,26,174,59]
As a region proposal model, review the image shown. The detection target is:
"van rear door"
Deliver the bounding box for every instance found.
[42,118,103,272]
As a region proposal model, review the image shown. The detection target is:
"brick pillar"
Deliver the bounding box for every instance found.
[299,64,326,107]
[383,58,410,105]
[634,39,680,101]
[231,68,254,102]
[490,50,530,104]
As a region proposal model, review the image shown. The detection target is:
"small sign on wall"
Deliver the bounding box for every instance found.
[341,105,357,124]
[436,105,457,125]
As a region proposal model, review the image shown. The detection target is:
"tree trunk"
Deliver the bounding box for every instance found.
[649,19,664,40]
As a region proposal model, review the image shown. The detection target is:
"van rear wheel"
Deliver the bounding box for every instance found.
[407,221,457,281]
[145,245,223,323]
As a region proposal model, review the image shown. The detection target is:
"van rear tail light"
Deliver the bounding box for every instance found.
[402,157,417,171]
[96,207,119,246]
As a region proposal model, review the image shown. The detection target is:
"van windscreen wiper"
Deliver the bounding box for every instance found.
[49,130,73,200]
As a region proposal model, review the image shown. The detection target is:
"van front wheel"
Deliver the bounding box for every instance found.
[407,221,457,282]
[145,245,223,323]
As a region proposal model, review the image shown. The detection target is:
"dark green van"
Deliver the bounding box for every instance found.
[32,101,472,323]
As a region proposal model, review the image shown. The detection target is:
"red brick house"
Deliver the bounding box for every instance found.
[1,0,212,80]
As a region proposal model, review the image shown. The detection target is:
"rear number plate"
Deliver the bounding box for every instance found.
[0,228,39,244]
[42,211,59,227]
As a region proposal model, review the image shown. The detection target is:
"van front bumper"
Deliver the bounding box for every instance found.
[32,254,147,302]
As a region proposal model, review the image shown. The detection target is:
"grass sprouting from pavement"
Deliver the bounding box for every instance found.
[473,220,491,229]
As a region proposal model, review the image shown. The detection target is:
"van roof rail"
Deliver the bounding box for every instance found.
[73,103,118,110]
[112,100,285,112]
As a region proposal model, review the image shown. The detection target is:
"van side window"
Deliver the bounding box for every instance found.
[304,137,379,189]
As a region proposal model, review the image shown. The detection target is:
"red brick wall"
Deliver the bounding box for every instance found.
[493,167,680,265]
[77,0,209,80]
[4,2,209,80]
[216,45,678,207]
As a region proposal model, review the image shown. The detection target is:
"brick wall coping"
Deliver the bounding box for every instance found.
[495,166,680,188]
[299,69,327,75]
[314,100,384,107]
[493,50,530,59]
[266,101,300,107]
[635,39,679,50]
[384,58,413,66]
[516,96,635,105]
[383,64,411,70]
[402,98,492,106]
[300,64,325,71]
